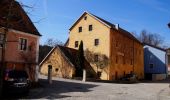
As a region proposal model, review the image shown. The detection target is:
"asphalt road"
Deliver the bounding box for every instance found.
[24,75,170,100]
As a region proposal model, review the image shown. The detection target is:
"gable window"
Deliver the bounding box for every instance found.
[19,38,27,51]
[84,16,87,20]
[78,27,82,32]
[75,41,78,48]
[94,39,99,46]
[94,55,98,62]
[0,33,4,48]
[89,25,93,31]
[149,63,154,69]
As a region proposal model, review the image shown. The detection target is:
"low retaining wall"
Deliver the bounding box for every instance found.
[152,74,167,81]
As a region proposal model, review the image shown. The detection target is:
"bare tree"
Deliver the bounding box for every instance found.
[45,38,64,47]
[84,49,109,78]
[137,30,164,47]
[39,38,64,63]
[20,42,36,81]
[84,49,109,75]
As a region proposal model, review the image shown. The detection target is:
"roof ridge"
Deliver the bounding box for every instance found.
[39,46,56,66]
[143,43,165,51]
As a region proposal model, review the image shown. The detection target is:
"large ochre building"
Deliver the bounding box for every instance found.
[66,12,144,80]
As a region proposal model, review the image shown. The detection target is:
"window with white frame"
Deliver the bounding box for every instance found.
[19,38,27,51]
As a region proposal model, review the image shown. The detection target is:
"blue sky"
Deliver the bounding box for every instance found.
[17,0,170,46]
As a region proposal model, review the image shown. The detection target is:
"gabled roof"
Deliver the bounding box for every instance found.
[39,45,78,68]
[57,45,78,67]
[69,11,112,31]
[69,11,141,44]
[0,0,41,36]
[39,45,97,78]
[143,43,166,52]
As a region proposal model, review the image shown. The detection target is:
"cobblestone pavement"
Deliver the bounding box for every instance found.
[25,75,170,100]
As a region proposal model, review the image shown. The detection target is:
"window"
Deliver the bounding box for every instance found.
[84,16,87,20]
[168,55,170,65]
[89,25,93,31]
[115,41,118,47]
[19,38,27,51]
[0,34,4,48]
[115,71,118,80]
[94,39,99,46]
[116,55,118,64]
[123,57,125,64]
[75,41,78,48]
[149,64,154,68]
[78,27,82,32]
[94,55,98,62]
[55,68,59,72]
[139,50,141,55]
[130,59,133,65]
[97,71,101,77]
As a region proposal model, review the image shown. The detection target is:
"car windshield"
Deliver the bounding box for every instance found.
[8,70,28,78]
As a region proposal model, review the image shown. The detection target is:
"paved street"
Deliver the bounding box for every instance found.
[26,75,170,100]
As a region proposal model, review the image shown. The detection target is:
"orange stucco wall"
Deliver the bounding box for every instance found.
[109,29,144,80]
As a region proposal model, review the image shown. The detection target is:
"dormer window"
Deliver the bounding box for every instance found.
[78,27,82,32]
[89,25,93,31]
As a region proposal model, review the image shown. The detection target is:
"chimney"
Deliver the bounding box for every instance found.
[115,24,119,30]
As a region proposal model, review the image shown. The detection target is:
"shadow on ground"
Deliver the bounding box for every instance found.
[87,77,170,84]
[24,79,98,99]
